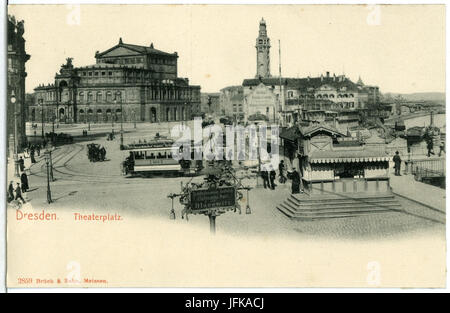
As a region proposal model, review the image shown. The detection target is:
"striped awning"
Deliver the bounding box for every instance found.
[310,156,390,164]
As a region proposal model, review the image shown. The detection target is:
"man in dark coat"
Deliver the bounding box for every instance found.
[439,140,445,157]
[21,172,29,192]
[427,139,434,157]
[289,168,301,194]
[269,167,277,190]
[30,149,36,164]
[15,183,25,203]
[393,151,402,176]
[7,181,14,202]
[19,156,25,172]
[100,147,106,161]
[278,160,286,184]
[261,169,269,189]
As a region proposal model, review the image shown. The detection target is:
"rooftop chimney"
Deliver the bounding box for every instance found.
[326,71,330,78]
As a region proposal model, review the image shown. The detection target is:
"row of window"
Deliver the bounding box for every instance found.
[99,57,176,66]
[37,91,56,102]
[232,103,243,112]
[81,71,113,77]
[145,88,196,101]
[287,91,355,99]
[150,58,176,65]
[78,108,121,114]
[304,102,358,110]
[78,91,122,103]
[100,57,144,64]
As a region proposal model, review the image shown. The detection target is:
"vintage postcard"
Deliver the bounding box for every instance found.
[4,3,446,289]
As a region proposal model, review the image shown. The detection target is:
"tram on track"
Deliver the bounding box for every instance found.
[121,136,203,176]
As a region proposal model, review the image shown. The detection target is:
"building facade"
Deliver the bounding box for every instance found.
[242,73,379,128]
[31,38,201,124]
[7,15,30,154]
[219,86,244,121]
[240,20,380,129]
[200,93,221,116]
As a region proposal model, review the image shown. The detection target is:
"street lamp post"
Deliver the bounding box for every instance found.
[45,150,52,203]
[10,90,20,177]
[39,99,45,139]
[87,102,91,131]
[112,100,116,135]
[132,109,136,129]
[120,100,124,147]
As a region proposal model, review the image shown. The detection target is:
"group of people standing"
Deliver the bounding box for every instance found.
[25,142,46,164]
[260,160,302,194]
[8,180,26,204]
[8,154,30,205]
[87,144,107,162]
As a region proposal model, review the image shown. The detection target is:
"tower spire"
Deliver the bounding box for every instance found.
[255,18,271,78]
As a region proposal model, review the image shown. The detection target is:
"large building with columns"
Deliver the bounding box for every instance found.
[31,38,201,124]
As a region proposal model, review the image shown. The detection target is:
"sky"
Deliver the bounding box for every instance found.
[8,4,446,94]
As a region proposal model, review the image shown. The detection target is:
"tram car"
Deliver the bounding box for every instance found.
[122,137,202,176]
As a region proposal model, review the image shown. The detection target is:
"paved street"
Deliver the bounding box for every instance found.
[6,123,446,287]
[7,121,444,240]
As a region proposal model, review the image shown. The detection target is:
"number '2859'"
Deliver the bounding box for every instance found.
[17,278,33,284]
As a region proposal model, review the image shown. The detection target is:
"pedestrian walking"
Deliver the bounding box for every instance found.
[14,183,25,203]
[20,172,29,193]
[37,145,41,157]
[393,151,402,176]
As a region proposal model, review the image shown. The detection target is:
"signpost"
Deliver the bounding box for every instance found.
[168,163,251,234]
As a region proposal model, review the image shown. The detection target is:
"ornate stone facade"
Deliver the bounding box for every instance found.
[7,15,30,153]
[30,39,201,124]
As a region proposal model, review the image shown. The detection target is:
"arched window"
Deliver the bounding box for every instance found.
[79,92,84,102]
[106,91,112,102]
[115,91,122,102]
[96,92,102,102]
[87,92,93,102]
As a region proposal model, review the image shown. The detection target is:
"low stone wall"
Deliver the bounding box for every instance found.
[304,178,390,195]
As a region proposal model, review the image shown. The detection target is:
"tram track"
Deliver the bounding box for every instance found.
[29,143,124,183]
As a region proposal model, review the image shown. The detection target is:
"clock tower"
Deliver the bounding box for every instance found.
[255,18,271,78]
